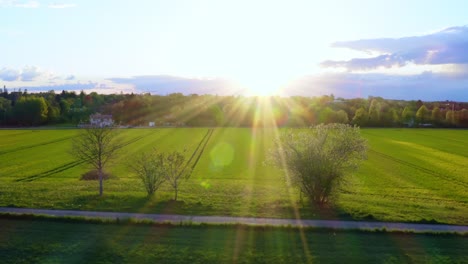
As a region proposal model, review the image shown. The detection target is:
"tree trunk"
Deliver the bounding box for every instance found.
[99,169,103,196]
[174,187,178,201]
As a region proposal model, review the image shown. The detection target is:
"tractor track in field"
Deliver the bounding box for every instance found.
[183,128,214,172]
[0,136,74,156]
[15,160,87,182]
[190,128,214,169]
[369,149,468,188]
[14,131,157,182]
[0,131,35,137]
[1,207,467,233]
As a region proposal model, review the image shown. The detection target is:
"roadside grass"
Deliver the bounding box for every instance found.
[1,217,466,263]
[0,128,467,224]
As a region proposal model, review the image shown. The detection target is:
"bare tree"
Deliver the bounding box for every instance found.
[130,150,166,196]
[269,124,367,206]
[162,150,192,201]
[72,126,121,196]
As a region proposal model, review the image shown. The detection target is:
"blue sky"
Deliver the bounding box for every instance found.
[1,0,468,100]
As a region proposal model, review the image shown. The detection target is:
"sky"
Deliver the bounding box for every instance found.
[1,0,468,100]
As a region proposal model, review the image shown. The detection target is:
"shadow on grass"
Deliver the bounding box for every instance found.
[67,194,214,216]
[297,204,357,221]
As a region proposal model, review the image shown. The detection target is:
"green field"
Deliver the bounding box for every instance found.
[1,218,466,263]
[0,128,467,224]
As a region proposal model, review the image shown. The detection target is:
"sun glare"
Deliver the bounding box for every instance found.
[237,73,291,96]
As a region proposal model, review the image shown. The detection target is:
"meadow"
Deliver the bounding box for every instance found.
[0,128,467,225]
[1,217,466,263]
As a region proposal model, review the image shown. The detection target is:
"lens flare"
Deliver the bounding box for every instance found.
[210,142,234,168]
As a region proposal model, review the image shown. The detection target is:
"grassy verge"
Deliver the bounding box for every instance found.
[1,217,466,263]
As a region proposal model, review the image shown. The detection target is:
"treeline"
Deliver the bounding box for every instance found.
[0,88,124,126]
[0,87,467,127]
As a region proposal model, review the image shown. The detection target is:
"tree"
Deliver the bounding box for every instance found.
[416,105,429,124]
[269,124,367,206]
[47,104,61,123]
[0,97,12,124]
[59,99,71,121]
[318,107,335,124]
[161,150,192,201]
[72,126,121,196]
[459,109,468,125]
[351,107,368,127]
[389,108,400,126]
[13,96,48,125]
[431,107,442,125]
[446,110,455,125]
[335,110,349,124]
[131,150,167,196]
[368,99,381,126]
[402,106,415,126]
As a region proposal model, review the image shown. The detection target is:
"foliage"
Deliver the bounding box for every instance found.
[446,110,455,125]
[416,105,430,124]
[270,124,368,206]
[0,97,12,125]
[368,99,381,126]
[130,150,167,196]
[1,89,468,127]
[13,96,48,125]
[402,106,415,124]
[352,107,368,126]
[431,107,442,124]
[71,126,121,196]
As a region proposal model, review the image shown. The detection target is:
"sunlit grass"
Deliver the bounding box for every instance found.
[0,128,467,224]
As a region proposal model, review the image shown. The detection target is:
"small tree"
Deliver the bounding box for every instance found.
[131,150,166,196]
[352,107,368,127]
[72,126,121,196]
[368,99,381,126]
[269,124,367,206]
[416,105,429,124]
[162,150,192,201]
[431,107,442,125]
[402,106,415,126]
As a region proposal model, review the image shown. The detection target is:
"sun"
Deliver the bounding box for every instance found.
[238,74,288,97]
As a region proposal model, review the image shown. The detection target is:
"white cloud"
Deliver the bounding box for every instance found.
[0,67,21,81]
[20,66,43,81]
[0,66,56,82]
[65,75,75,80]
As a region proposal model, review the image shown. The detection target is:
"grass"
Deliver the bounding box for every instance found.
[1,217,466,263]
[0,128,467,224]
[339,129,468,224]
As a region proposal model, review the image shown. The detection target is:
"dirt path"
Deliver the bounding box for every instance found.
[1,207,467,233]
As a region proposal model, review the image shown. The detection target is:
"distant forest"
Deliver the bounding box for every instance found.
[0,87,467,128]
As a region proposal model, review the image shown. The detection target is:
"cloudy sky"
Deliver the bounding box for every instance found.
[1,0,468,100]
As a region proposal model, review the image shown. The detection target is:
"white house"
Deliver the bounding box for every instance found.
[89,114,114,127]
